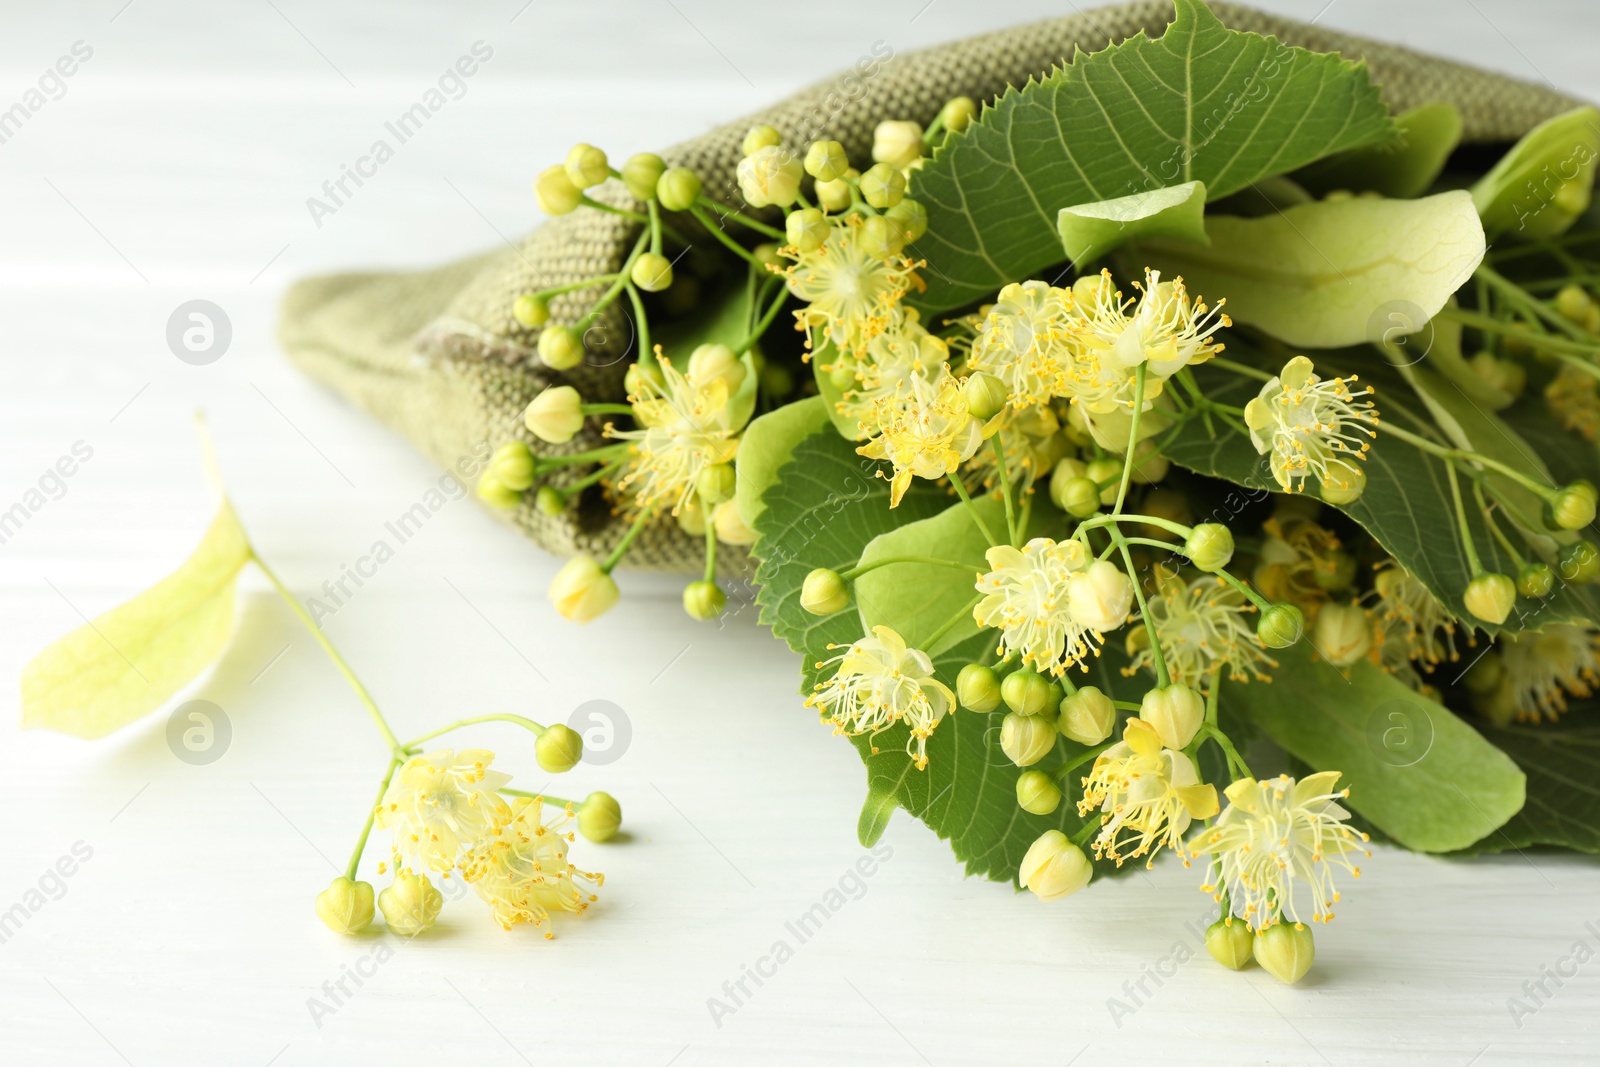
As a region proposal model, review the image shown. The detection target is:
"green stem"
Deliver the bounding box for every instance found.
[647,199,664,256]
[704,513,717,584]
[923,593,984,650]
[501,787,578,807]
[734,279,790,355]
[1113,365,1147,516]
[1212,566,1274,614]
[949,473,999,546]
[1077,513,1193,539]
[346,757,401,880]
[578,231,651,330]
[1475,263,1591,342]
[402,712,549,751]
[253,552,404,757]
[582,195,692,246]
[602,509,653,573]
[695,195,786,240]
[624,280,651,363]
[1380,421,1556,499]
[536,443,630,470]
[841,555,978,580]
[1053,741,1115,780]
[1210,356,1274,382]
[532,274,620,300]
[1109,526,1169,687]
[1200,723,1253,781]
[1475,477,1526,569]
[1447,462,1484,575]
[990,438,1020,545]
[581,403,635,416]
[1071,814,1104,849]
[688,205,765,266]
[1439,306,1600,359]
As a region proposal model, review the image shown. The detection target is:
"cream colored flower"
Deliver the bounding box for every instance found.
[1371,563,1460,670]
[1067,559,1134,632]
[1192,772,1370,930]
[966,281,1077,407]
[783,214,921,357]
[1129,572,1274,687]
[1498,623,1600,721]
[1244,356,1379,494]
[376,749,512,874]
[736,144,803,208]
[609,356,743,514]
[974,538,1087,675]
[461,796,602,936]
[806,625,954,770]
[1078,718,1219,867]
[1546,363,1600,440]
[547,555,620,623]
[1019,830,1093,901]
[826,315,947,440]
[857,368,982,507]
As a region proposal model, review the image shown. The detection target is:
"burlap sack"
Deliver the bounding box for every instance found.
[277,0,1580,575]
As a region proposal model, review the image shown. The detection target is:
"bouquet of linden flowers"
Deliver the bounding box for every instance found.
[475,0,1600,983]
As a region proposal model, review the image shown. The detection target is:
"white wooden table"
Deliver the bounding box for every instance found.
[2,2,1598,1063]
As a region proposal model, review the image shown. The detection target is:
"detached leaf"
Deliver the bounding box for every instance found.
[1472,106,1600,240]
[1222,643,1525,853]
[1296,102,1463,199]
[734,395,831,527]
[1057,180,1207,268]
[909,0,1394,312]
[1135,191,1485,347]
[22,500,251,739]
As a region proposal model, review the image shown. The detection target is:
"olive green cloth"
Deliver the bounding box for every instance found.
[278,0,1580,574]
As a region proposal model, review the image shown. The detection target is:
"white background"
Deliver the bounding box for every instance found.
[2,1,1597,1064]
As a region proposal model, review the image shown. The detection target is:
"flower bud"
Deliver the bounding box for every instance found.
[683,579,727,621]
[1184,523,1234,573]
[1464,572,1517,625]
[1557,283,1593,323]
[1518,561,1554,598]
[631,252,674,293]
[490,440,536,491]
[1015,770,1062,815]
[1018,830,1092,901]
[1140,683,1204,749]
[883,197,929,245]
[1048,457,1088,507]
[804,139,849,181]
[687,342,744,393]
[1319,456,1367,505]
[1087,458,1122,505]
[814,174,853,213]
[475,471,522,510]
[577,791,623,843]
[535,486,565,516]
[740,125,779,157]
[547,555,618,623]
[536,722,584,772]
[621,152,667,201]
[656,166,702,211]
[786,207,829,252]
[753,242,785,269]
[625,359,664,396]
[512,293,550,328]
[1257,604,1305,648]
[1000,711,1057,767]
[956,663,1002,713]
[737,145,803,208]
[1313,549,1358,593]
[872,120,924,170]
[962,371,1008,421]
[1002,670,1057,716]
[564,143,609,189]
[538,325,584,370]
[939,95,977,133]
[524,384,585,444]
[1560,539,1600,583]
[1314,602,1371,666]
[696,462,737,505]
[714,500,757,545]
[857,215,902,258]
[1058,685,1115,745]
[1550,480,1597,531]
[1067,560,1133,631]
[676,500,707,535]
[1205,917,1254,971]
[801,568,850,616]
[1254,922,1315,985]
[1059,478,1101,520]
[315,876,374,935]
[858,162,906,209]
[1128,437,1170,485]
[378,868,442,937]
[534,164,582,215]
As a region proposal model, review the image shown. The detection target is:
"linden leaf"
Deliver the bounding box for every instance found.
[21,499,251,739]
[909,0,1394,313]
[1132,191,1486,347]
[1456,714,1600,854]
[1057,180,1208,268]
[734,395,831,527]
[1471,106,1600,240]
[1295,101,1463,199]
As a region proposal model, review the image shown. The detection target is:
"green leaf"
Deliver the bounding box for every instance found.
[1472,106,1600,240]
[1295,102,1463,199]
[21,500,251,739]
[1131,191,1486,347]
[908,0,1394,313]
[734,395,832,527]
[854,498,997,657]
[1165,361,1600,636]
[752,429,1105,881]
[1455,715,1600,855]
[1057,180,1208,268]
[1221,643,1525,852]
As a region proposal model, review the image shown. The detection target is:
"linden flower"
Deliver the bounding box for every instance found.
[1498,623,1600,721]
[461,796,602,936]
[1078,718,1219,867]
[857,368,983,507]
[1192,772,1371,930]
[827,316,947,440]
[1128,572,1274,687]
[783,214,921,357]
[1244,356,1379,494]
[1546,363,1600,440]
[376,749,512,874]
[964,404,1064,489]
[1371,564,1460,670]
[806,624,955,770]
[609,356,743,514]
[1063,268,1229,414]
[974,537,1107,675]
[966,280,1077,407]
